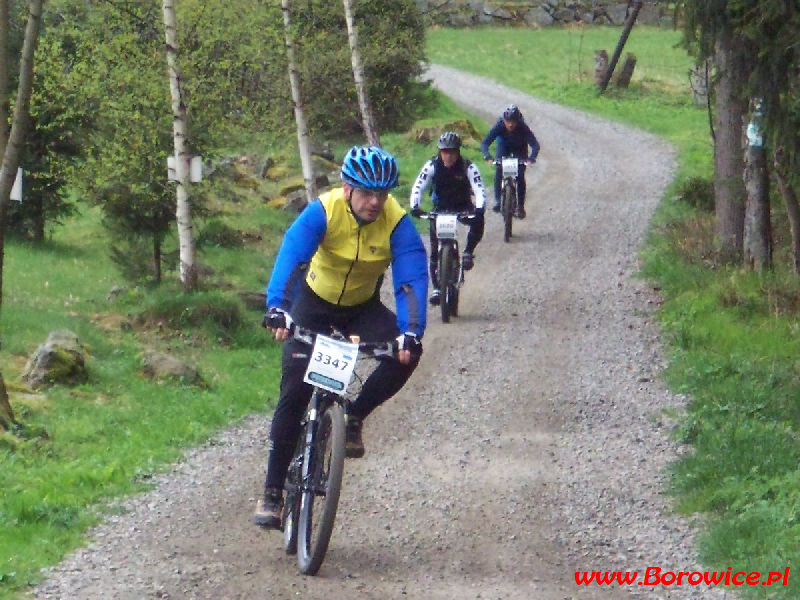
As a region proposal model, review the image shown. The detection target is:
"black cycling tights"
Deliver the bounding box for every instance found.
[264,283,420,490]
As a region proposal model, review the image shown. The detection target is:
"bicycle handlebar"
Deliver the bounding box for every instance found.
[418,210,478,223]
[293,326,398,358]
[491,158,532,166]
[264,315,398,358]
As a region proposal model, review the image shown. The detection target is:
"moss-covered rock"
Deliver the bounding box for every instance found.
[21,330,88,389]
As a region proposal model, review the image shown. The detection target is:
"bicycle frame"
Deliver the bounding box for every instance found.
[495,158,524,242]
[421,211,474,322]
[280,326,396,575]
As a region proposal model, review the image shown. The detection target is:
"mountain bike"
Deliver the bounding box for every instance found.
[278,325,397,575]
[420,210,476,323]
[494,157,527,243]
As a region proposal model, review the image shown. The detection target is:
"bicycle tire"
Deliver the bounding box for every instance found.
[502,182,514,243]
[282,435,304,555]
[439,243,455,323]
[448,249,460,317]
[297,402,346,575]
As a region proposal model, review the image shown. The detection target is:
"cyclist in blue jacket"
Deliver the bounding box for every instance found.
[255,146,427,529]
[481,104,540,219]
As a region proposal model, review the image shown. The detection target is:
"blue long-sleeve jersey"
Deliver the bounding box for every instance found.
[481,118,540,162]
[266,196,428,337]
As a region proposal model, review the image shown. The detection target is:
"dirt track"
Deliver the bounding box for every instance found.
[32,65,736,600]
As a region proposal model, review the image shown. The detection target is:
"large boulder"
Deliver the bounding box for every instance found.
[22,330,88,389]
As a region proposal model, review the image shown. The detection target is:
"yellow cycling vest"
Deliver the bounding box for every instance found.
[306,188,406,306]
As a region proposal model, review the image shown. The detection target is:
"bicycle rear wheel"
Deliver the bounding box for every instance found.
[502,182,514,243]
[439,243,456,323]
[297,402,346,575]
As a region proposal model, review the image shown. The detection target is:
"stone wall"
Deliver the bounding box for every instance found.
[418,1,675,28]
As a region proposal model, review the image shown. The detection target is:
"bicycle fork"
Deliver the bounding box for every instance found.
[300,393,330,498]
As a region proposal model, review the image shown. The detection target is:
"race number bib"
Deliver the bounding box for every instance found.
[435,214,458,240]
[303,334,359,395]
[502,157,519,177]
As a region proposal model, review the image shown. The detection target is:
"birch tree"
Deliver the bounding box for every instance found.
[342,0,379,145]
[0,0,43,319]
[0,0,9,431]
[163,0,197,291]
[0,0,43,427]
[281,0,316,204]
[0,0,8,157]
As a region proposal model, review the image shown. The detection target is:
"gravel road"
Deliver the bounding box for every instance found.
[31,65,737,600]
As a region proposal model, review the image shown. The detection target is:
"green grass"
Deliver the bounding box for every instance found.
[0,193,294,595]
[428,26,799,599]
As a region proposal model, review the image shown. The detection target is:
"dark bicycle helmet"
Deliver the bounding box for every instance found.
[340,145,399,190]
[437,131,462,150]
[503,104,522,122]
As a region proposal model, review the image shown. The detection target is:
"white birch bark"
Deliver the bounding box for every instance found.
[0,0,9,156]
[0,0,43,324]
[343,0,380,146]
[163,0,197,291]
[281,0,316,204]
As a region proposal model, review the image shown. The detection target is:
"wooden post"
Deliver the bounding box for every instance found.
[614,53,637,88]
[594,50,608,87]
[599,0,643,92]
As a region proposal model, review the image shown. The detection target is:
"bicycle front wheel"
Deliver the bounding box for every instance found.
[448,249,460,318]
[282,434,305,555]
[297,402,346,575]
[439,243,456,323]
[502,182,514,243]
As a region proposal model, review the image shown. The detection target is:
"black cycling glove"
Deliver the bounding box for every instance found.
[262,307,293,331]
[396,332,423,356]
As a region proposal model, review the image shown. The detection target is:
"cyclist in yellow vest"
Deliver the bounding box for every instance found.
[254,146,428,529]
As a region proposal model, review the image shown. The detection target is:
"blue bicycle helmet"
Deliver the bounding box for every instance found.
[503,104,522,122]
[340,146,399,190]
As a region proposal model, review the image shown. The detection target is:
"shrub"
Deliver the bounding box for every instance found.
[676,175,714,211]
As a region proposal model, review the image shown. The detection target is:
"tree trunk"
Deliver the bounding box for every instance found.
[599,0,642,92]
[0,0,9,156]
[343,0,380,146]
[0,371,15,430]
[743,100,771,271]
[281,0,316,205]
[712,29,747,263]
[774,150,800,273]
[153,230,162,284]
[0,0,44,343]
[163,0,197,292]
[32,191,44,241]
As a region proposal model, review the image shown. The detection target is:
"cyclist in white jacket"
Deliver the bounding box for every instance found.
[409,131,486,305]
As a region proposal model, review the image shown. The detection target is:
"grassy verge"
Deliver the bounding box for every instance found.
[428,26,799,598]
[0,203,292,597]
